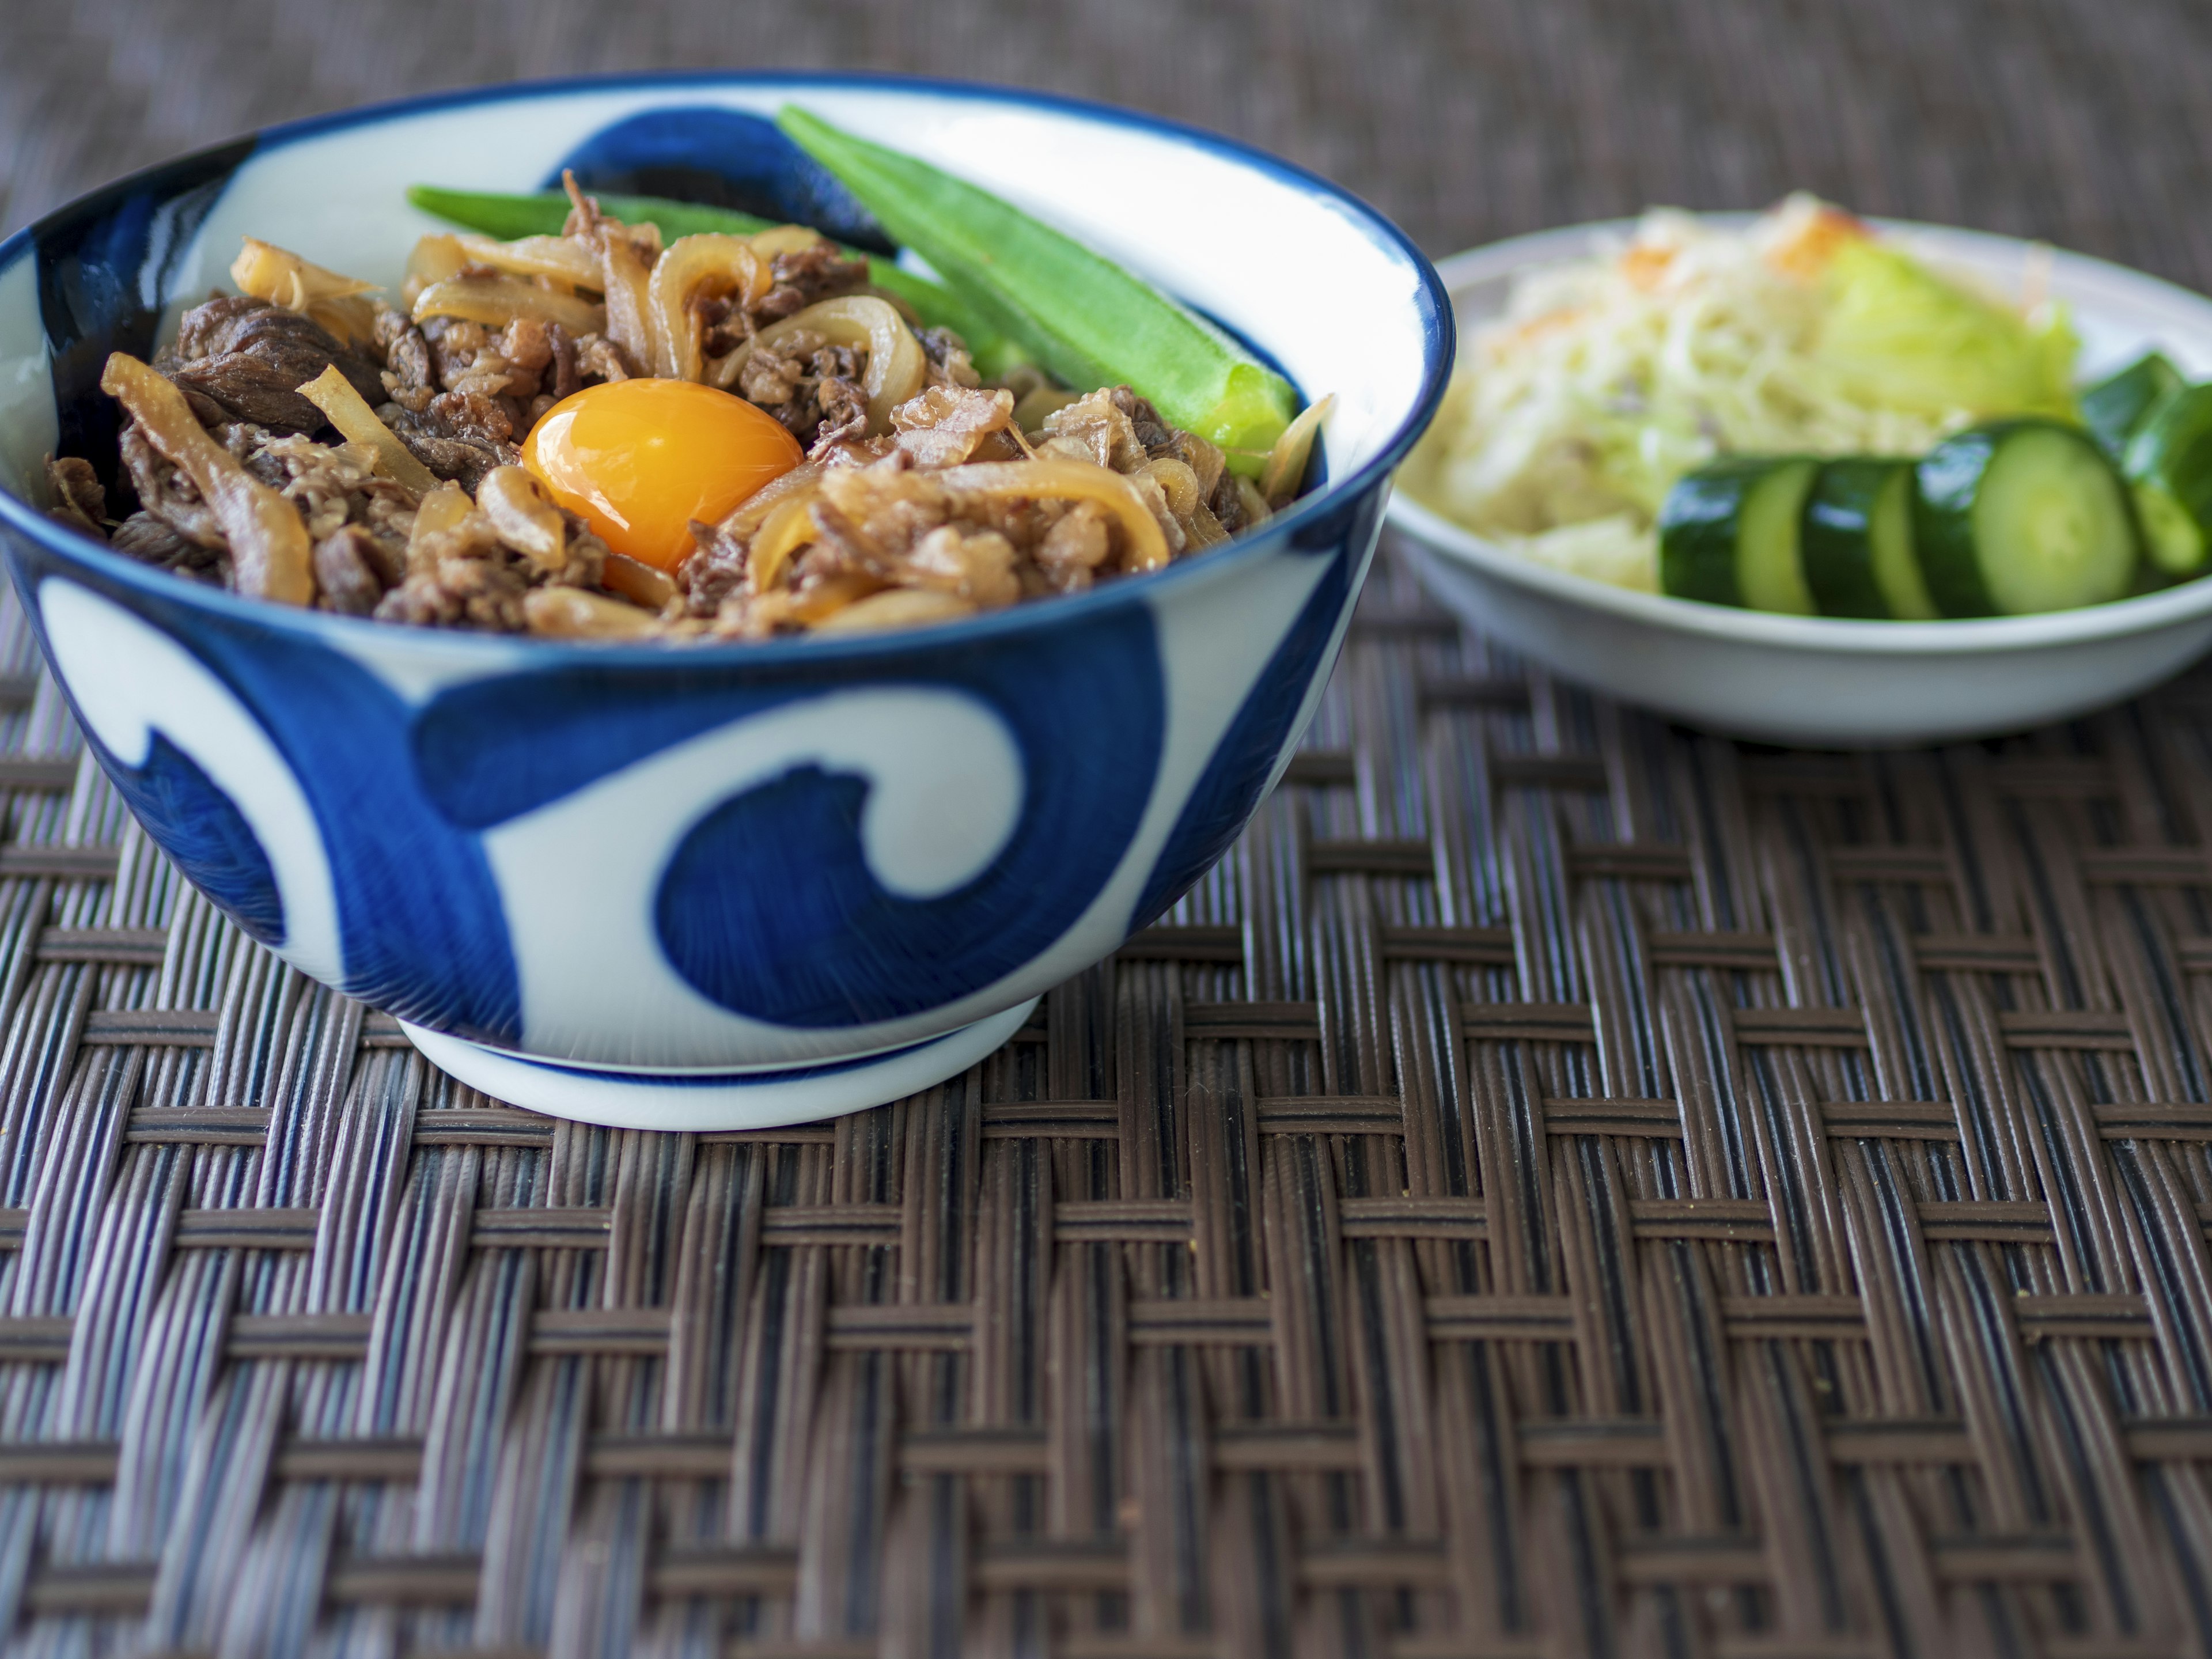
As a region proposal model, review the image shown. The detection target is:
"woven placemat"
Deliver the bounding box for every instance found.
[8,1,2212,1652]
[0,540,2209,1653]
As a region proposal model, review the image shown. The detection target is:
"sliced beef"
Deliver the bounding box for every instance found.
[1209,467,1248,535]
[374,304,437,415]
[754,243,870,323]
[544,323,582,403]
[903,523,1020,607]
[313,524,401,616]
[171,353,333,433]
[1109,385,1177,454]
[386,412,507,493]
[737,335,809,413]
[119,421,225,548]
[369,482,614,636]
[1037,501,1113,592]
[574,334,631,385]
[178,386,230,427]
[429,388,517,452]
[809,368,869,458]
[376,555,532,632]
[112,511,226,581]
[696,292,753,365]
[251,433,415,547]
[45,456,106,533]
[918,326,981,389]
[679,520,749,618]
[737,331,871,451]
[1153,427,1228,499]
[496,317,555,397]
[419,316,488,390]
[373,308,531,483]
[809,460,952,575]
[169,295,385,433]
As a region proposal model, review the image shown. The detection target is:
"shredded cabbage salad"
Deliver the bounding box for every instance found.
[1406,195,2080,591]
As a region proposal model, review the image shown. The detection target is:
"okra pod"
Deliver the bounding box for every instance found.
[774,107,1297,465]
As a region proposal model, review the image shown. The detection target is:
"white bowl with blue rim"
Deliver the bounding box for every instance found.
[1389,218,2212,747]
[0,75,1453,1130]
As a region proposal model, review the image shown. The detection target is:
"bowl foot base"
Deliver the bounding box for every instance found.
[399,999,1039,1131]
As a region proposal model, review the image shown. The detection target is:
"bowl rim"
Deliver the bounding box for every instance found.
[0,69,1456,668]
[1390,214,2212,657]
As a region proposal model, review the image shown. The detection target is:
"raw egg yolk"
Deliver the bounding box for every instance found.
[521,378,805,571]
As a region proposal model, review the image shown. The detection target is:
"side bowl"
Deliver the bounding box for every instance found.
[1389,220,2212,747]
[0,74,1452,1128]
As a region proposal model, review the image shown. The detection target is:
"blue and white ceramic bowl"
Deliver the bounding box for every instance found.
[0,75,1452,1129]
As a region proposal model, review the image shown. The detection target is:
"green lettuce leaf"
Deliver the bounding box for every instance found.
[1812,239,2078,421]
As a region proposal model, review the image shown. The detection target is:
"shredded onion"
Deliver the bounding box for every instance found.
[939,459,1171,571]
[1260,393,1332,507]
[523,588,658,639]
[1183,502,1231,551]
[748,297,927,434]
[453,232,603,289]
[412,276,605,335]
[1013,386,1080,432]
[403,234,471,306]
[648,235,767,381]
[812,588,976,634]
[295,365,439,496]
[782,573,883,625]
[601,553,676,611]
[232,237,378,344]
[747,494,821,593]
[717,461,825,542]
[408,482,471,574]
[476,466,567,573]
[597,232,659,377]
[1139,456,1203,520]
[748,225,827,259]
[102,352,312,604]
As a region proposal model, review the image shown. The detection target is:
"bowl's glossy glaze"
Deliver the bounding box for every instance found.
[0,75,1452,1127]
[1392,220,2212,746]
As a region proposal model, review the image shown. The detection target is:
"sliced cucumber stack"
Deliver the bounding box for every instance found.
[2081,351,2184,461]
[2122,382,2212,575]
[1801,459,1939,619]
[1658,456,1820,612]
[1914,419,2138,615]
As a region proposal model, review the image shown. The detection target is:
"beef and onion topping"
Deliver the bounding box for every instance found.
[47,112,1328,643]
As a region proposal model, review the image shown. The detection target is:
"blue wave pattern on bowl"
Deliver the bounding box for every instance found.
[550,105,895,253]
[1132,491,1376,925]
[412,605,1164,1027]
[116,733,287,945]
[18,518,1329,1065]
[0,75,1451,1104]
[36,139,256,509]
[35,571,524,1041]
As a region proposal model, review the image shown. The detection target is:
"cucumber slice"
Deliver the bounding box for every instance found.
[1914,419,2138,615]
[1802,459,1938,619]
[1658,457,1819,613]
[2081,351,2184,461]
[2123,382,2212,575]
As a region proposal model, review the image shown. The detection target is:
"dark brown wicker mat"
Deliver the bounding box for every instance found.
[9,1,2212,1651]
[0,540,2209,1653]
